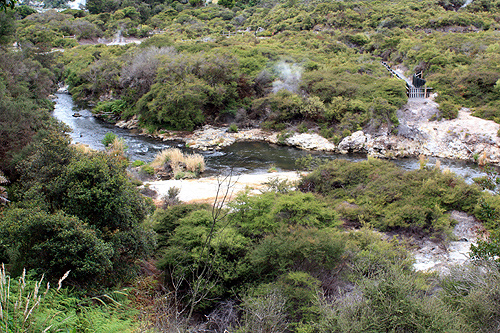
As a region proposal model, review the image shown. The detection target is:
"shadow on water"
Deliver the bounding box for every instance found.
[53,93,489,182]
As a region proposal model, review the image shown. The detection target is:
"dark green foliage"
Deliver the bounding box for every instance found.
[474,193,500,230]
[10,135,155,287]
[135,52,240,130]
[0,208,113,282]
[470,232,500,263]
[155,191,342,311]
[0,10,15,45]
[153,203,211,248]
[0,0,15,11]
[248,226,344,278]
[346,227,413,278]
[95,99,127,118]
[299,159,481,234]
[53,152,152,232]
[277,271,322,325]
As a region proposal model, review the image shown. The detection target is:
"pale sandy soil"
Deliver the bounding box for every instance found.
[146,171,303,204]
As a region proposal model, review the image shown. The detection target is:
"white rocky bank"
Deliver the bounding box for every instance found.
[117,98,500,164]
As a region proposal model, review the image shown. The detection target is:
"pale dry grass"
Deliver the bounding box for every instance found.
[151,149,205,175]
[419,154,429,169]
[109,137,127,154]
[151,148,183,169]
[184,154,205,173]
[72,143,94,154]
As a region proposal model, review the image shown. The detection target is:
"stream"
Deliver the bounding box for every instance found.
[53,92,492,272]
[53,92,488,180]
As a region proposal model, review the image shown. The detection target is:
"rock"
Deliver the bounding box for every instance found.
[116,115,139,129]
[285,133,336,151]
[412,211,486,274]
[338,131,367,154]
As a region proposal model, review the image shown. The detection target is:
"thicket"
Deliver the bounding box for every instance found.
[299,158,481,236]
[148,160,500,331]
[0,17,154,330]
[32,0,497,137]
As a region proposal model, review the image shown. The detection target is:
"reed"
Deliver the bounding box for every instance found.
[0,264,70,332]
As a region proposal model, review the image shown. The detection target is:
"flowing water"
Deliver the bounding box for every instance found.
[53,93,488,180]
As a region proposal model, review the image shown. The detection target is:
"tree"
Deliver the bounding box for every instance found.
[0,208,114,283]
[0,0,15,12]
[14,137,155,286]
[0,10,15,46]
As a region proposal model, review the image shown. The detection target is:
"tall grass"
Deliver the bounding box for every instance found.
[0,265,141,332]
[0,264,70,332]
[151,148,205,175]
[184,154,205,173]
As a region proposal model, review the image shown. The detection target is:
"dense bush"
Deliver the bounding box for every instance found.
[228,191,340,237]
[299,158,481,234]
[324,267,467,332]
[0,208,113,282]
[440,263,500,332]
[439,100,459,119]
[8,134,155,287]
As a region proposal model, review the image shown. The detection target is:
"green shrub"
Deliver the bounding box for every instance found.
[473,176,497,190]
[440,263,500,332]
[229,191,341,237]
[0,208,113,282]
[95,99,128,116]
[140,164,155,176]
[248,227,345,278]
[329,267,466,332]
[277,271,322,324]
[470,231,500,264]
[131,160,145,167]
[474,193,500,229]
[299,159,480,235]
[228,123,239,133]
[102,132,117,147]
[345,227,413,278]
[153,203,211,248]
[439,101,459,119]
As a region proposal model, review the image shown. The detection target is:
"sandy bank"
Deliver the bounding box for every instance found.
[145,171,302,204]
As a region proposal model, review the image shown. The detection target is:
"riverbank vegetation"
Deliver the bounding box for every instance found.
[2,0,500,331]
[8,0,499,139]
[149,147,206,179]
